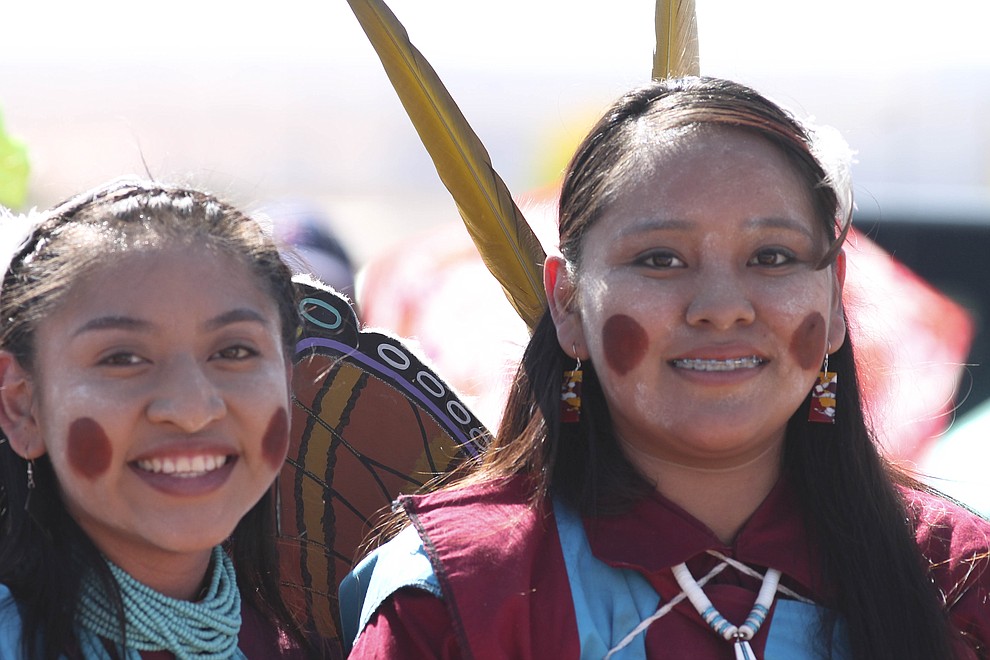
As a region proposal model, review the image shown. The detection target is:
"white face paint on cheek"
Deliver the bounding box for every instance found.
[798,277,833,314]
[577,268,610,304]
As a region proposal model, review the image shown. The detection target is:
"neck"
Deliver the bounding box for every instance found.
[100,547,215,600]
[623,442,783,544]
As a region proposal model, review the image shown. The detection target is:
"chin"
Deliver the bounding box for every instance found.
[145,520,241,555]
[151,533,230,555]
[675,427,785,459]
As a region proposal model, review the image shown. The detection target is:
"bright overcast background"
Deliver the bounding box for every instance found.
[3,0,990,259]
[4,0,990,504]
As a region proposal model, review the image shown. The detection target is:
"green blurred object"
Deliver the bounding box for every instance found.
[0,109,30,209]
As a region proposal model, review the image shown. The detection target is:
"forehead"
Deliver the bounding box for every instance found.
[571,127,827,262]
[50,244,274,322]
[621,124,801,184]
[603,127,817,219]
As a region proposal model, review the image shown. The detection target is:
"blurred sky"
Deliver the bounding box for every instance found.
[5,0,990,72]
[2,0,990,260]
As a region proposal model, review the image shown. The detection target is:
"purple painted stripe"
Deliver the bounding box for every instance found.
[295,336,480,456]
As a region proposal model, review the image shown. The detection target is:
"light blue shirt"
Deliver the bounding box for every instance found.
[0,584,36,659]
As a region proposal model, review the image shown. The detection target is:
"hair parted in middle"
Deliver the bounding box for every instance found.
[473,75,957,659]
[0,178,313,660]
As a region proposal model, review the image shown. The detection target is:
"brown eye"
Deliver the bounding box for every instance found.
[213,345,257,361]
[99,352,143,367]
[749,249,793,267]
[637,251,685,269]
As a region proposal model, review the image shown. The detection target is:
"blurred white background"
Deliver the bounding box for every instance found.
[3,0,989,261]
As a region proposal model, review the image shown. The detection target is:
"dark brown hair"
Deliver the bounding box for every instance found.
[472,77,962,658]
[0,179,316,659]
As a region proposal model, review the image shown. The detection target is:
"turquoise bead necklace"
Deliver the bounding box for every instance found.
[76,546,248,659]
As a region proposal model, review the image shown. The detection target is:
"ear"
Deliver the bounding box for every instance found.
[826,250,847,353]
[543,256,588,360]
[0,351,44,460]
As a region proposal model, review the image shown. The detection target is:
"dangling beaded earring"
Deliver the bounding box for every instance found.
[560,345,583,424]
[24,459,36,511]
[808,347,837,424]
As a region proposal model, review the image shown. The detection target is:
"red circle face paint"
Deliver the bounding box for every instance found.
[262,407,290,469]
[67,417,113,480]
[603,314,649,376]
[790,312,827,370]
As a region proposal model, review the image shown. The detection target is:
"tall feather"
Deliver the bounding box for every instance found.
[345,0,547,330]
[653,0,701,79]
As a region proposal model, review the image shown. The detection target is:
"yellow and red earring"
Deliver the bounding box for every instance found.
[560,345,583,424]
[808,349,837,424]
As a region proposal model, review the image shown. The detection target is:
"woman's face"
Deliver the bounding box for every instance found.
[8,244,291,575]
[550,127,845,470]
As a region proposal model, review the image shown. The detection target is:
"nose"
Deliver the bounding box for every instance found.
[146,355,226,432]
[684,271,756,330]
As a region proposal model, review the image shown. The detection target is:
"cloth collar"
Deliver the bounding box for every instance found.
[582,477,821,598]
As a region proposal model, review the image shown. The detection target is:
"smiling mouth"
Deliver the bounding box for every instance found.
[671,356,766,371]
[135,455,230,478]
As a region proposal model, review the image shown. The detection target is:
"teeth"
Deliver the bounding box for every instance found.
[136,455,229,477]
[672,357,765,371]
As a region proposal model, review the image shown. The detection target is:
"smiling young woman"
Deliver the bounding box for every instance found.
[340,78,990,659]
[0,180,335,659]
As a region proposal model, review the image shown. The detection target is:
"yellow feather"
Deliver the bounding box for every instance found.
[653,0,701,79]
[345,0,547,330]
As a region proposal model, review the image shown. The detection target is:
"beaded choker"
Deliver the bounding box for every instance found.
[77,546,247,660]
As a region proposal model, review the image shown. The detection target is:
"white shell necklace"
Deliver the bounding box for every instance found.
[670,561,782,660]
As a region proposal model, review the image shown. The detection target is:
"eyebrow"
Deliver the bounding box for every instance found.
[71,316,151,338]
[617,216,816,240]
[71,308,270,338]
[202,308,270,332]
[616,219,695,238]
[743,216,817,240]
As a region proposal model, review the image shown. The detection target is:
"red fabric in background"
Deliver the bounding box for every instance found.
[359,189,973,463]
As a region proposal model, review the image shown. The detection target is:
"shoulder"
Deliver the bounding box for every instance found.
[902,487,990,558]
[399,477,563,602]
[340,477,575,656]
[402,474,540,514]
[400,476,554,563]
[348,588,461,659]
[340,477,551,639]
[900,487,990,602]
[239,599,341,659]
[0,585,27,656]
[405,478,575,654]
[339,524,441,652]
